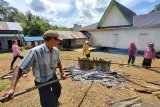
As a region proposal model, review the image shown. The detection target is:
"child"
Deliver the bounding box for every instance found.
[83,40,90,58]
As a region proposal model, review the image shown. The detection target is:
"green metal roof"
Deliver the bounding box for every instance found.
[0,34,24,37]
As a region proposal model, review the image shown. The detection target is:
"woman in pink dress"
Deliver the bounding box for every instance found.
[142,42,155,69]
[10,40,24,70]
[128,42,137,65]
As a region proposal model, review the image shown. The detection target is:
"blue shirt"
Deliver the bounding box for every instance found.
[18,43,61,83]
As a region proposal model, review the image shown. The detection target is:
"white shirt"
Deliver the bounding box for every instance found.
[18,43,61,83]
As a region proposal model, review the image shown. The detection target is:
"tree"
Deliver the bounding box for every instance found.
[150,3,160,13]
[1,0,71,36]
[0,0,25,22]
[28,16,48,36]
[0,0,9,20]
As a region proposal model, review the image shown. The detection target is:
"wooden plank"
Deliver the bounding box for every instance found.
[0,78,63,103]
[111,96,139,105]
[2,75,12,79]
[118,75,146,88]
[146,81,160,86]
[135,88,159,94]
[118,97,141,107]
[0,74,74,103]
[0,71,13,79]
[152,91,160,95]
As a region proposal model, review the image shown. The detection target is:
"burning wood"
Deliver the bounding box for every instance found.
[78,57,111,72]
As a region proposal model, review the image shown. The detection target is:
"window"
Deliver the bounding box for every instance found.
[139,33,148,36]
[138,33,149,46]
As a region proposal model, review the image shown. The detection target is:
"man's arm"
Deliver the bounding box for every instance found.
[11,67,23,90]
[57,62,63,74]
[152,51,155,60]
[57,62,66,79]
[2,49,34,102]
[2,67,23,102]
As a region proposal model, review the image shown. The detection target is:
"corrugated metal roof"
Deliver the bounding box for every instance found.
[78,9,160,31]
[57,31,87,40]
[133,11,160,27]
[23,31,87,41]
[77,1,160,31]
[76,23,98,31]
[23,37,44,42]
[0,34,24,37]
[0,22,23,31]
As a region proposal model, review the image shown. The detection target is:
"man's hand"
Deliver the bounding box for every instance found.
[2,89,15,102]
[61,73,66,80]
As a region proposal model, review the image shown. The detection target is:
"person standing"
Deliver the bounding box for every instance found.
[128,42,137,65]
[83,40,90,58]
[3,30,66,107]
[142,42,155,69]
[10,40,24,70]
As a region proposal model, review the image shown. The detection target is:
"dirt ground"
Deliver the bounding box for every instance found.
[0,50,160,107]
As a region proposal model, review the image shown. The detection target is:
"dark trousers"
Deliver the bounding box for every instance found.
[35,75,62,107]
[10,55,24,69]
[128,55,135,64]
[142,58,152,68]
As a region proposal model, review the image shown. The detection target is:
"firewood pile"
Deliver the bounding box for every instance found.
[78,57,111,72]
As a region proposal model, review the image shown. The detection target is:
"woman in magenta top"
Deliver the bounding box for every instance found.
[128,42,137,65]
[10,40,24,70]
[142,42,155,68]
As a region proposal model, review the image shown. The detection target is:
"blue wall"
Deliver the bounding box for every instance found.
[92,47,144,56]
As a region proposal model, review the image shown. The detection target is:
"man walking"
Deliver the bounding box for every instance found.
[3,30,66,107]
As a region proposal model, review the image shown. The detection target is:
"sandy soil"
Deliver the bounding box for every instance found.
[0,51,160,107]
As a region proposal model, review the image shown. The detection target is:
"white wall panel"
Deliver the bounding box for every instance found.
[89,27,160,51]
[101,6,129,27]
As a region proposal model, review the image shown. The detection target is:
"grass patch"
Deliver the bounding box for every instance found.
[0,52,13,59]
[0,80,10,91]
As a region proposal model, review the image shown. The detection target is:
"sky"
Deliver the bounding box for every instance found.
[4,0,160,28]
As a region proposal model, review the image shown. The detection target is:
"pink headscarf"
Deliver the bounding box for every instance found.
[128,42,137,56]
[130,42,136,48]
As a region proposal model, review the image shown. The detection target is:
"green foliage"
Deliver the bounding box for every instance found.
[28,18,46,36]
[20,22,29,36]
[0,0,72,36]
[21,14,71,36]
[150,3,160,13]
[0,0,26,22]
